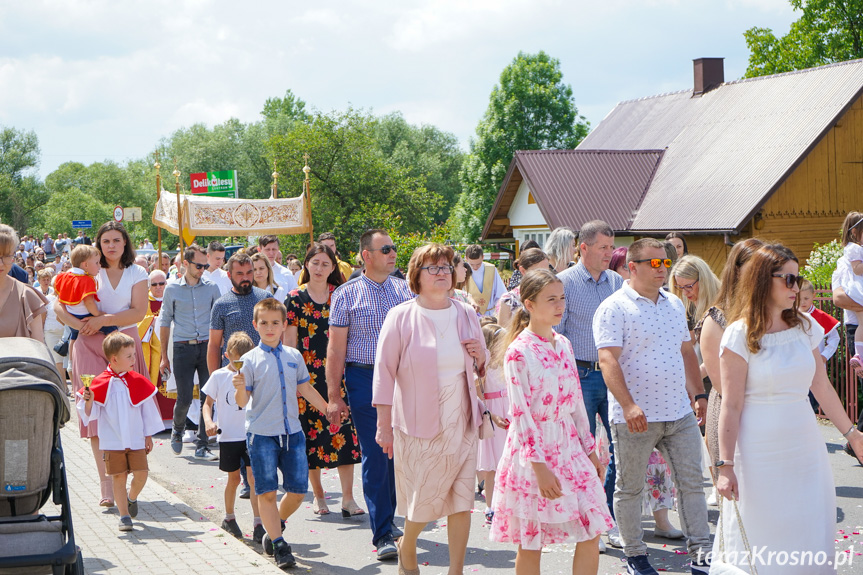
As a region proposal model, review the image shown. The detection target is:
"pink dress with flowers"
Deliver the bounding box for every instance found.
[490,329,614,549]
[477,365,510,472]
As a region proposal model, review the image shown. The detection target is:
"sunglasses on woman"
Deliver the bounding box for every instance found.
[772,273,803,289]
[631,258,673,268]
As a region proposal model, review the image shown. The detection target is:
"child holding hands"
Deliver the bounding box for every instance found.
[476,323,511,524]
[490,270,613,575]
[78,332,162,532]
[202,332,261,539]
[232,298,332,570]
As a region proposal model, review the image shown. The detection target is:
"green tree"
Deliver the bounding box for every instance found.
[0,126,47,231]
[37,160,161,246]
[268,108,443,256]
[373,113,465,222]
[743,0,863,77]
[158,118,273,200]
[452,51,590,241]
[262,89,311,138]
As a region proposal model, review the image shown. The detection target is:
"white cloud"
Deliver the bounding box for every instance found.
[0,1,798,177]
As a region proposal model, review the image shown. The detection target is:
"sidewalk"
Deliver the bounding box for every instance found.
[58,410,284,574]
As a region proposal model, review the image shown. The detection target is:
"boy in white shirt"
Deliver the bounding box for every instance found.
[202,332,260,538]
[78,332,162,532]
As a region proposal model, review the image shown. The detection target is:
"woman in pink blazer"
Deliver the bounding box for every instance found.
[374,243,488,575]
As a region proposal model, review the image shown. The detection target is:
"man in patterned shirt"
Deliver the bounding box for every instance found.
[327,229,413,561]
[207,253,273,373]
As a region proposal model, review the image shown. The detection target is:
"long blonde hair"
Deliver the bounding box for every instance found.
[504,269,561,350]
[481,324,506,370]
[250,252,279,291]
[670,255,721,325]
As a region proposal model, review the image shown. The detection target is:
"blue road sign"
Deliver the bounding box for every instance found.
[72,220,92,229]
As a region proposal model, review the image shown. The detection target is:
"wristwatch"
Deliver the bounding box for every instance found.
[694,393,709,402]
[714,460,734,468]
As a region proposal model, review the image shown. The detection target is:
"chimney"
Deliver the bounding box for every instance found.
[693,58,724,96]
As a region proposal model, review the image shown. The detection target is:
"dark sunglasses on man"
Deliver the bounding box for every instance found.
[369,244,397,255]
[631,258,673,269]
[772,272,804,289]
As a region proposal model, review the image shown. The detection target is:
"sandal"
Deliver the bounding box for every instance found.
[313,497,330,515]
[341,499,366,517]
[99,498,115,508]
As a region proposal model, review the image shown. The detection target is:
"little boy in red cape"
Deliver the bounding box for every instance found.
[78,331,162,532]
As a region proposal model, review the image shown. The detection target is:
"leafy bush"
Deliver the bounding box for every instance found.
[802,240,843,286]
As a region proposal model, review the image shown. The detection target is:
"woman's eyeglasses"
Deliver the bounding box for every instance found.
[632,258,673,268]
[678,279,699,292]
[150,281,167,287]
[772,273,803,289]
[421,265,454,275]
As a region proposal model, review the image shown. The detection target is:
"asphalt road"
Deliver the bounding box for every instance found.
[142,420,863,574]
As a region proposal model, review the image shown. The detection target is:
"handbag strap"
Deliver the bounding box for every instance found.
[717,495,758,575]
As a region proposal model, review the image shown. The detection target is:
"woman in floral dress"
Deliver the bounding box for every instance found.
[491,269,613,575]
[285,243,364,517]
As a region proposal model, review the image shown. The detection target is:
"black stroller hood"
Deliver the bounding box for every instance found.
[0,337,70,429]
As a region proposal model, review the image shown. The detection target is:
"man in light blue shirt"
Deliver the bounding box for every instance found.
[159,244,222,460]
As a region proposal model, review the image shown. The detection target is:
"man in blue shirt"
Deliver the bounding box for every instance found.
[327,229,413,561]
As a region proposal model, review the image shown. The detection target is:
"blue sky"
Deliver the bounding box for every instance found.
[0,0,798,179]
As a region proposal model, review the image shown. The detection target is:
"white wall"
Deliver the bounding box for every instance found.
[507,180,546,227]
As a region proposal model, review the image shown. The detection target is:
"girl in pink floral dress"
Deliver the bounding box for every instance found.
[490,269,614,574]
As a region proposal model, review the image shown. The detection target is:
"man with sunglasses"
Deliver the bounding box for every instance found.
[327,229,414,561]
[159,244,223,461]
[593,238,710,575]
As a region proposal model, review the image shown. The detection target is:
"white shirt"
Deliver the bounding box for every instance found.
[267,283,288,305]
[202,268,232,295]
[43,289,64,332]
[77,378,163,450]
[470,262,507,317]
[832,256,860,326]
[271,262,298,293]
[593,281,692,424]
[201,367,247,442]
[97,265,149,329]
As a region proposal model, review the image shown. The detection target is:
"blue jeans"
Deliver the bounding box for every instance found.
[247,432,308,495]
[345,365,396,546]
[578,366,616,519]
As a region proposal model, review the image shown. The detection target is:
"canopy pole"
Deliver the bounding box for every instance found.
[303,153,313,245]
[271,159,278,200]
[173,158,184,254]
[154,152,163,267]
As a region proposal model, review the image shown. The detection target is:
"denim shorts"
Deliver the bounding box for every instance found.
[247,431,308,495]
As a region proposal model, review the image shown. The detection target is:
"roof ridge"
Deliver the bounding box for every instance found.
[611,58,863,107]
[725,57,863,87]
[516,149,664,156]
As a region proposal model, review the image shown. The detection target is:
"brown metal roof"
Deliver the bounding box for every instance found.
[578,58,863,232]
[481,150,663,240]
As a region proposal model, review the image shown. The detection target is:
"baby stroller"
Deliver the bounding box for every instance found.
[0,337,82,574]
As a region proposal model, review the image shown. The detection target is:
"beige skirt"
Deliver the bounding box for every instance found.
[393,373,478,523]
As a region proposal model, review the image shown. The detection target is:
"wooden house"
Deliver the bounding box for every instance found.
[482,58,863,271]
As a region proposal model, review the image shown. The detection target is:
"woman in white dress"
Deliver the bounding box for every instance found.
[715,243,863,574]
[251,253,287,304]
[54,221,149,506]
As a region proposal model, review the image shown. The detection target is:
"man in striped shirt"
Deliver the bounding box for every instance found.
[327,229,413,561]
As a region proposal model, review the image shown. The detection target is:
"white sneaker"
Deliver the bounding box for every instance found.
[182,430,197,443]
[598,537,607,553]
[606,525,623,548]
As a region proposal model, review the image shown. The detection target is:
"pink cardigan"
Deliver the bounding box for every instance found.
[372,298,487,439]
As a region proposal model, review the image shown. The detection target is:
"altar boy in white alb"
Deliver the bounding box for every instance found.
[78,332,163,532]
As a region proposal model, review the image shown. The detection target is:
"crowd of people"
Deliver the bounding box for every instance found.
[2,214,863,575]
